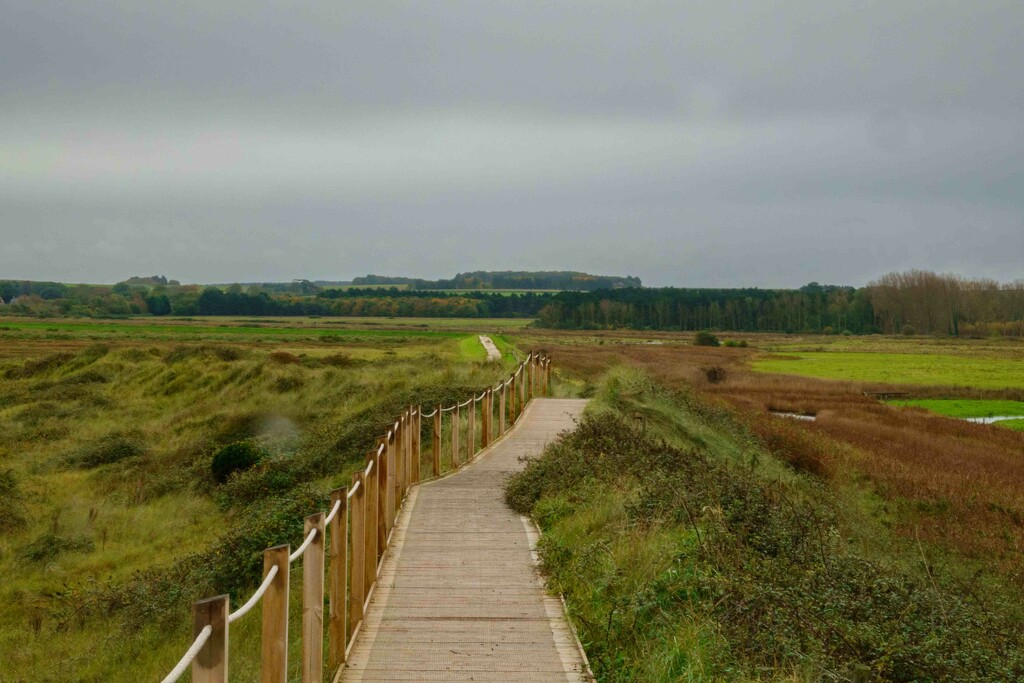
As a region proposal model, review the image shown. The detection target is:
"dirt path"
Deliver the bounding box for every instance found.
[478,334,502,361]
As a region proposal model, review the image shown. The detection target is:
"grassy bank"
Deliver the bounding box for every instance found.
[506,367,1024,681]
[0,330,513,681]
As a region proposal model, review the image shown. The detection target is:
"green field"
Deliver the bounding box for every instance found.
[998,419,1024,431]
[888,398,1024,418]
[752,351,1024,389]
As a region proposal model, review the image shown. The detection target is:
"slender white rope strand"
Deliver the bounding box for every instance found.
[289,529,317,563]
[161,625,213,683]
[227,565,279,624]
[325,498,342,525]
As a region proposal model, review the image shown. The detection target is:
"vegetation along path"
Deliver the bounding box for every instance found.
[343,398,592,681]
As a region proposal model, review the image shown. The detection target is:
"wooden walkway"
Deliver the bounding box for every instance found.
[343,398,592,682]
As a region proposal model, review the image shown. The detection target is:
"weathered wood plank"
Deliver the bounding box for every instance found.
[341,399,591,682]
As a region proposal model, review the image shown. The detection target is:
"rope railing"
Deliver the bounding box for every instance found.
[228,564,279,624]
[325,498,342,525]
[289,528,318,563]
[160,625,213,683]
[162,350,553,683]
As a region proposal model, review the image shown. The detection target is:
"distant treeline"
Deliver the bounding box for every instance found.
[538,284,875,333]
[537,273,1024,336]
[3,271,1022,336]
[352,270,641,291]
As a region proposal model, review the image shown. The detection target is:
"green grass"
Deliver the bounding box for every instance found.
[0,331,517,681]
[752,351,1024,389]
[996,419,1024,431]
[888,398,1024,418]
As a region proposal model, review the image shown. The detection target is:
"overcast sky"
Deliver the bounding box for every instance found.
[2,1,1022,287]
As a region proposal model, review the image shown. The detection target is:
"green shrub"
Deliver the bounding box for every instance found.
[68,431,146,468]
[19,533,95,563]
[901,324,917,336]
[210,440,265,484]
[693,330,720,347]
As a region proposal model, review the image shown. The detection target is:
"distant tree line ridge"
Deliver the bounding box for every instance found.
[351,270,641,291]
[2,271,1021,337]
[536,273,1024,336]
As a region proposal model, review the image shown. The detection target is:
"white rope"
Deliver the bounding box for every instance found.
[347,480,361,498]
[325,498,342,525]
[421,408,437,418]
[228,565,279,624]
[161,625,213,683]
[411,409,418,417]
[458,398,473,408]
[289,529,317,563]
[376,442,385,456]
[441,405,456,413]
[476,391,487,401]
[365,459,374,476]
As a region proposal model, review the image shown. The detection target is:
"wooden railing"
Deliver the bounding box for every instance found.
[161,351,552,683]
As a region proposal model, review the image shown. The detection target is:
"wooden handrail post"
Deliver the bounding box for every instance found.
[512,370,520,419]
[376,438,387,558]
[364,452,378,594]
[261,544,290,683]
[520,361,527,408]
[413,406,422,483]
[386,429,396,533]
[545,358,551,396]
[192,595,229,683]
[467,397,476,457]
[328,487,348,671]
[396,415,406,503]
[499,382,507,436]
[406,406,414,490]
[451,402,460,468]
[348,472,365,643]
[432,408,441,476]
[302,513,325,683]
[479,391,488,449]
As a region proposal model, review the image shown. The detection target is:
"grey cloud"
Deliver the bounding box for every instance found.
[1,0,1022,286]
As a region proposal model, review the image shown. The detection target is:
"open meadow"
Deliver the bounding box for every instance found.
[0,317,523,681]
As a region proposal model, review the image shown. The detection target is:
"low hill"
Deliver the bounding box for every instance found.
[351,270,641,291]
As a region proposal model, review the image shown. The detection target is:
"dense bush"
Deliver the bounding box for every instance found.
[693,330,720,346]
[210,440,265,484]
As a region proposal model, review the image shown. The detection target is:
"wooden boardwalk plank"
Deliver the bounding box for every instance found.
[342,399,591,682]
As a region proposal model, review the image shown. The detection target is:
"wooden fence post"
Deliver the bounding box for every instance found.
[512,374,520,421]
[328,487,348,671]
[432,408,441,476]
[396,415,406,502]
[520,361,527,408]
[451,403,460,467]
[364,453,378,595]
[261,544,290,683]
[375,439,386,560]
[302,513,325,683]
[479,391,488,449]
[406,406,414,490]
[413,406,422,483]
[192,595,229,683]
[386,429,396,533]
[499,382,507,436]
[467,397,476,458]
[545,358,551,396]
[348,472,365,644]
